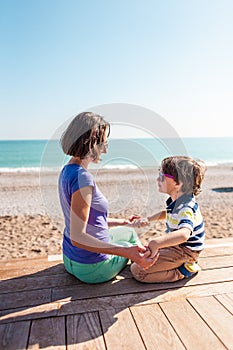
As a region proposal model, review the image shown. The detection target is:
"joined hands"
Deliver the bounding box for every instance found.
[128,245,159,269]
[123,214,159,269]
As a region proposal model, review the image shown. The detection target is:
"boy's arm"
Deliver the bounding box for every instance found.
[148,227,191,257]
[131,210,167,228]
[147,209,166,222]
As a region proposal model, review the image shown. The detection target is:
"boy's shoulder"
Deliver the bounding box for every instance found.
[177,196,199,213]
[167,194,198,214]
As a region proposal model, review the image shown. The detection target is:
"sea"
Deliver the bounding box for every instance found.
[0,137,233,172]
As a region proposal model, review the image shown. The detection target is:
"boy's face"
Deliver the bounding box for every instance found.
[157,171,182,199]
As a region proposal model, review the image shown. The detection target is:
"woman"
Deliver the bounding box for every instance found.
[58,112,157,283]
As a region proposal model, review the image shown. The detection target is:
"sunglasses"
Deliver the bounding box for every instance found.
[158,171,175,181]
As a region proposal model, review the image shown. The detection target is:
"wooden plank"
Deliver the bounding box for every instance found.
[0,265,131,294]
[0,271,78,294]
[0,236,231,272]
[160,299,225,349]
[56,280,233,316]
[1,255,232,295]
[66,312,106,350]
[201,245,233,257]
[215,293,233,314]
[0,320,30,350]
[2,253,232,290]
[204,237,233,246]
[0,262,64,280]
[0,236,231,271]
[0,262,131,282]
[0,288,51,310]
[1,281,233,324]
[99,307,145,350]
[199,255,233,269]
[28,316,66,350]
[1,253,232,290]
[189,296,233,349]
[51,266,233,302]
[0,302,60,324]
[0,256,55,269]
[130,304,185,350]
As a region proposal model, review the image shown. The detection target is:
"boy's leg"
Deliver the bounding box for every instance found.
[131,268,184,283]
[131,245,199,283]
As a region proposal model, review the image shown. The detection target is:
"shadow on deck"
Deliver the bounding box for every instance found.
[1,238,233,349]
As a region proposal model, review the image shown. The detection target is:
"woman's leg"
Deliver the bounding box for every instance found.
[63,253,129,284]
[63,227,142,284]
[109,226,142,247]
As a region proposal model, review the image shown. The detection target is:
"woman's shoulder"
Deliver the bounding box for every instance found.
[61,164,95,188]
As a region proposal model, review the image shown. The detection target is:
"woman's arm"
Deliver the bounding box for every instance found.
[70,186,157,267]
[107,217,131,227]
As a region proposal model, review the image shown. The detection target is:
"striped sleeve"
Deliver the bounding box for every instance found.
[177,207,194,232]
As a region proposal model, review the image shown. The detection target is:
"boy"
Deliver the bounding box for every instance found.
[131,156,206,283]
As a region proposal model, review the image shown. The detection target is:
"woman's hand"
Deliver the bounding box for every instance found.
[108,214,147,227]
[107,217,132,227]
[126,245,159,268]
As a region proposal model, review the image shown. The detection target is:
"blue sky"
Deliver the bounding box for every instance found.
[1,0,233,139]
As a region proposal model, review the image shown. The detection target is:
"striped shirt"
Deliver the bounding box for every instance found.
[166,194,205,251]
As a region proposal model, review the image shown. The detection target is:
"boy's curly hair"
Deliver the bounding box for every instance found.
[161,156,206,196]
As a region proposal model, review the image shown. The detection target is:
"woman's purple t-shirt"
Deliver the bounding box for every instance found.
[58,164,110,263]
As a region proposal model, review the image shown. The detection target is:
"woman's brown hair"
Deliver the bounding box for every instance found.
[60,112,110,160]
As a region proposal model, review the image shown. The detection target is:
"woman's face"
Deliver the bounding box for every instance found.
[101,127,109,154]
[91,127,109,163]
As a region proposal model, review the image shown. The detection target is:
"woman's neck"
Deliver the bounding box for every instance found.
[69,157,90,169]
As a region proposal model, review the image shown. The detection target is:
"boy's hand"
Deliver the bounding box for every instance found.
[129,214,141,222]
[129,217,150,228]
[142,245,160,270]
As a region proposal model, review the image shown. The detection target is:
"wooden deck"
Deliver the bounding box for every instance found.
[0,238,233,350]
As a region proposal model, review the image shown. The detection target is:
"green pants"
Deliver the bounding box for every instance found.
[63,226,141,284]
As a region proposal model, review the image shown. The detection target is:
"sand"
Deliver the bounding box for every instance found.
[0,166,233,260]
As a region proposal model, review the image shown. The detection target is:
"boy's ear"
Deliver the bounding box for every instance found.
[175,181,183,192]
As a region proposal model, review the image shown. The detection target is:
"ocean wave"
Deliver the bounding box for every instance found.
[205,160,233,167]
[0,167,62,173]
[98,164,138,170]
[1,159,233,173]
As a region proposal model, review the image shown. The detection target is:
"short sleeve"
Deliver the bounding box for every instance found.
[70,168,95,195]
[177,207,194,232]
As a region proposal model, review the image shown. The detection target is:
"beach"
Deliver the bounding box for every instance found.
[0,166,233,260]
